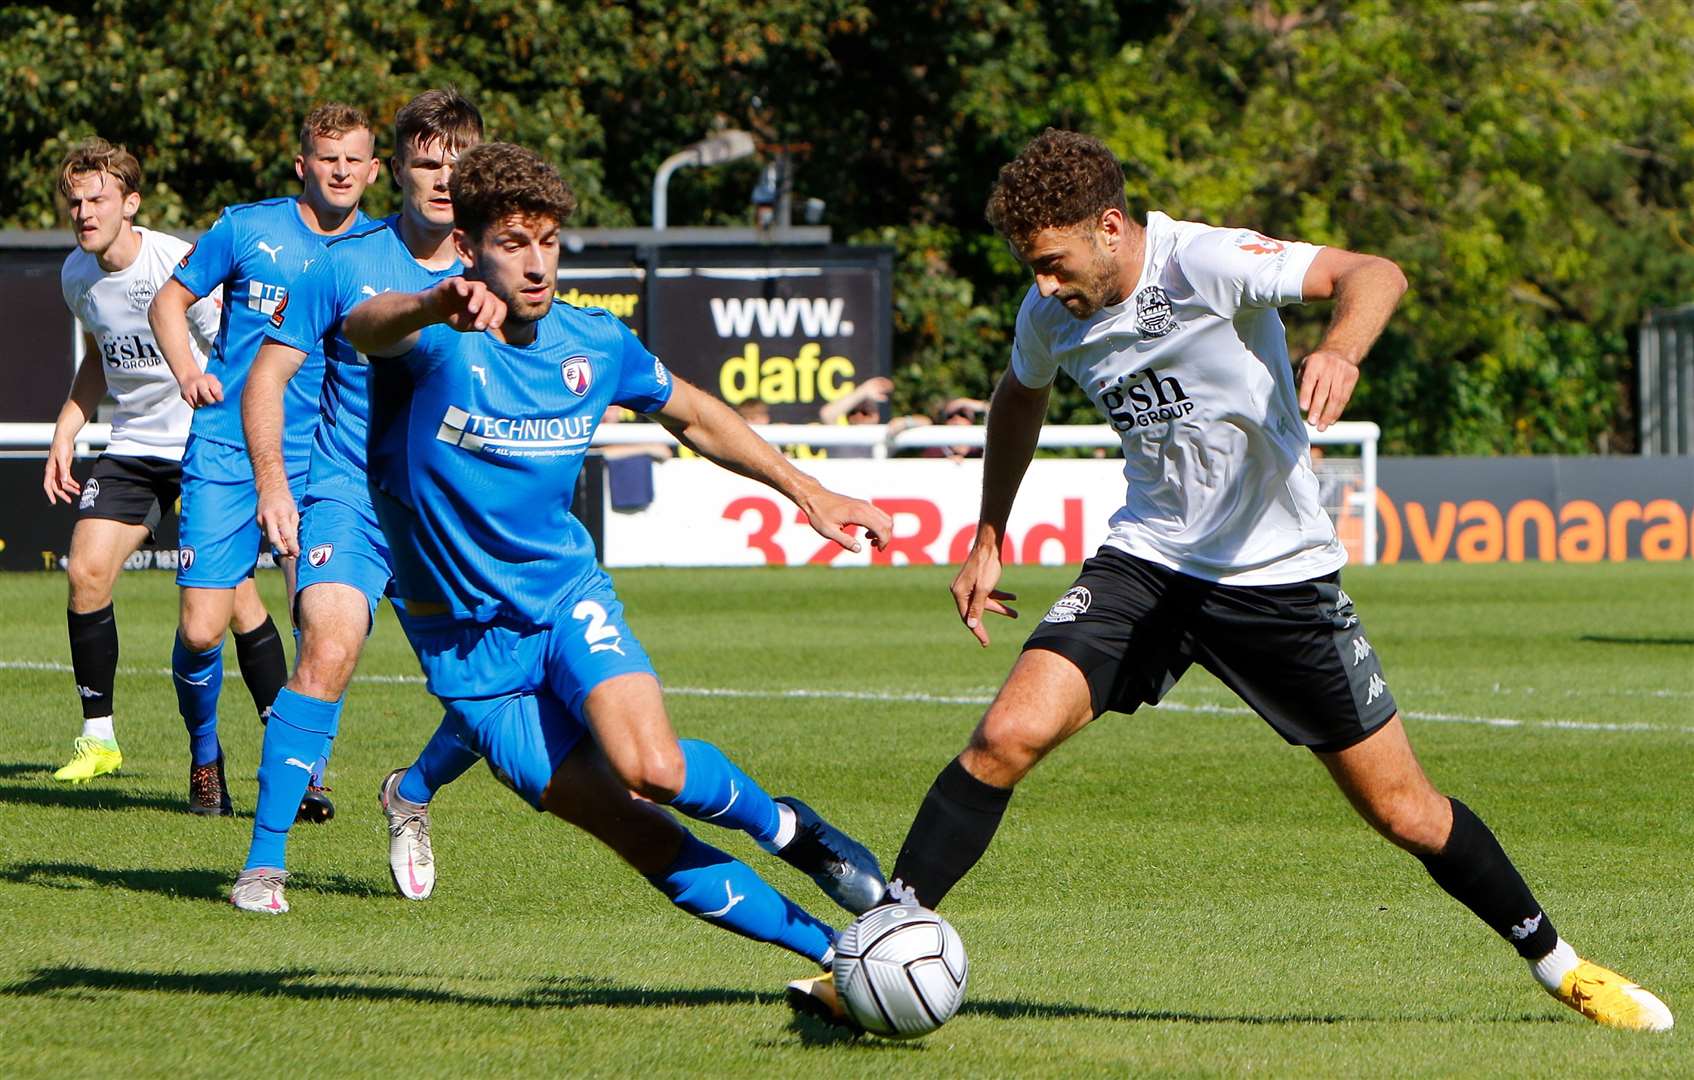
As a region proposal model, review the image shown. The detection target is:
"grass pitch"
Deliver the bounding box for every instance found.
[0,562,1690,1077]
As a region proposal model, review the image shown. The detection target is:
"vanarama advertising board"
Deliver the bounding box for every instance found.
[554,246,892,422]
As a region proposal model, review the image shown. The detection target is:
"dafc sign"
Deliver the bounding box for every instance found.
[555,246,892,424]
[1374,457,1694,563]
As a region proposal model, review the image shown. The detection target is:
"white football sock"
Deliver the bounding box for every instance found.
[767,801,798,852]
[81,715,115,742]
[1531,938,1580,991]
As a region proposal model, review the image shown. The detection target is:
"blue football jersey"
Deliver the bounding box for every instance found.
[371,301,673,626]
[264,215,461,503]
[173,197,370,473]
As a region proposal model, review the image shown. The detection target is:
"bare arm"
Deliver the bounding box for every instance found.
[344,278,505,357]
[43,333,108,504]
[950,369,1051,645]
[149,277,222,408]
[817,375,892,424]
[653,378,891,553]
[242,341,307,555]
[1296,248,1408,430]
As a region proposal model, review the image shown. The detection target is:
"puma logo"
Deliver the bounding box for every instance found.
[701,881,745,919]
[257,241,284,262]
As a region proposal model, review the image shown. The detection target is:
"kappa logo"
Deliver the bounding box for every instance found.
[1351,635,1373,665]
[1508,912,1544,941]
[126,277,157,312]
[178,545,195,569]
[76,684,100,699]
[1134,285,1176,338]
[1365,672,1387,705]
[1043,586,1092,624]
[79,478,100,511]
[307,543,333,568]
[560,355,593,396]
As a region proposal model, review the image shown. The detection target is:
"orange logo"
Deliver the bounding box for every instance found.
[1239,233,1285,256]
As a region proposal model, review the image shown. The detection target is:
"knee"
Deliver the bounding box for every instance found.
[963,709,1049,788]
[176,622,223,654]
[294,635,358,699]
[66,558,113,609]
[616,745,685,803]
[1368,790,1451,856]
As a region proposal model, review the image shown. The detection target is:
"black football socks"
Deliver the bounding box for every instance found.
[889,756,1013,908]
[67,604,118,721]
[1416,797,1558,960]
[234,616,288,720]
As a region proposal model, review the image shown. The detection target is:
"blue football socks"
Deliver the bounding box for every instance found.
[647,832,834,964]
[172,635,224,766]
[668,739,783,844]
[396,717,481,805]
[245,688,342,872]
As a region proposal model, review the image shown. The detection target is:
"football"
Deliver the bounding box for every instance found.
[832,904,968,1038]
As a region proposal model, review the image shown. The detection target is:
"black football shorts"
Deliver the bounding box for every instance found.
[74,454,182,539]
[1022,547,1398,752]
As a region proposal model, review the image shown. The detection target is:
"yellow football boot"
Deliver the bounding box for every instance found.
[1549,959,1674,1032]
[785,972,863,1034]
[53,736,123,783]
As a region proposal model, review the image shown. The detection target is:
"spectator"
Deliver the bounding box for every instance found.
[921,397,988,460]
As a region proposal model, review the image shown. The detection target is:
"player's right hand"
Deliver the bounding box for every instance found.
[180,371,224,409]
[256,484,300,559]
[42,442,79,505]
[430,278,507,333]
[951,536,1018,647]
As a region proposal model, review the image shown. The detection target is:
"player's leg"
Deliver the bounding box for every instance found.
[55,514,149,781]
[231,583,371,913]
[538,739,836,965]
[230,578,287,722]
[887,550,1180,909]
[1319,715,1672,1031]
[553,589,884,914]
[380,719,479,901]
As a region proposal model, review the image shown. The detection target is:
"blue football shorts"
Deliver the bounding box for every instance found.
[397,584,656,810]
[176,435,307,589]
[296,493,394,622]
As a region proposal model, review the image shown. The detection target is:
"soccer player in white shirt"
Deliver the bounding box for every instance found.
[791,129,1671,1034]
[47,138,269,782]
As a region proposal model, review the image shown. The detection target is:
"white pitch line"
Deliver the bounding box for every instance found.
[3,659,1691,736]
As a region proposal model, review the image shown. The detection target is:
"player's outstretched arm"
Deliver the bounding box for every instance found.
[1296,248,1408,431]
[952,369,1049,646]
[652,378,892,554]
[149,277,223,409]
[42,333,107,504]
[243,342,308,557]
[345,278,507,357]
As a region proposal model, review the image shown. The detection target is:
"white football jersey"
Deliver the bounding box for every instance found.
[1011,211,1345,585]
[60,226,221,461]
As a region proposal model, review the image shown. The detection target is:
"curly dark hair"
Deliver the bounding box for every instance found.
[985,128,1128,247]
[450,142,577,237]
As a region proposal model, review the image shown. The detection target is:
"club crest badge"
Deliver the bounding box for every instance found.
[561,356,593,396]
[1043,586,1092,624]
[1135,286,1176,338]
[78,478,100,511]
[307,544,334,568]
[126,278,157,312]
[178,546,195,569]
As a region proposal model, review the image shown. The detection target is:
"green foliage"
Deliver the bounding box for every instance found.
[4,1,1689,449]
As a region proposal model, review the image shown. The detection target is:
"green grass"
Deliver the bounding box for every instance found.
[1,562,1691,1077]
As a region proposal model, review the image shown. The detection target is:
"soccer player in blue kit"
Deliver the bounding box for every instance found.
[343,142,894,965]
[231,89,488,912]
[150,104,380,815]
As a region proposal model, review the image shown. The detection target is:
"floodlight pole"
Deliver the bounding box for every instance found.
[652,130,757,231]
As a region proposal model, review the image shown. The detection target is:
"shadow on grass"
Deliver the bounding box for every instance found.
[1578,634,1694,647]
[0,762,55,778]
[0,862,387,901]
[0,780,193,815]
[1,965,773,1012]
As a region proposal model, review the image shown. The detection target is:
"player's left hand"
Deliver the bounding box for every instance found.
[798,490,892,554]
[1296,348,1359,431]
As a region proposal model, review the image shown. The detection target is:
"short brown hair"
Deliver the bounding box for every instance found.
[450,143,577,237]
[298,102,372,155]
[985,128,1128,247]
[57,137,142,200]
[394,87,483,160]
